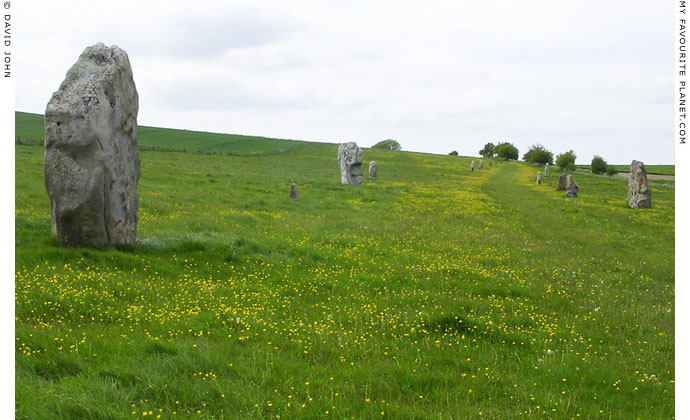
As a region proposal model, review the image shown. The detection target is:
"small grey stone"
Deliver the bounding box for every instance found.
[628,160,652,208]
[544,162,550,177]
[44,43,139,247]
[489,158,493,166]
[471,160,475,172]
[290,183,298,199]
[479,160,483,169]
[369,161,377,180]
[557,173,567,190]
[536,171,542,185]
[566,175,579,198]
[337,142,363,185]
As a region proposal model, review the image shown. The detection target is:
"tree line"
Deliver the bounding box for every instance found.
[449,142,618,175]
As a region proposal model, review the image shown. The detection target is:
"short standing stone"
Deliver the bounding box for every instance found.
[471,160,475,172]
[290,183,298,199]
[536,171,542,185]
[44,43,140,246]
[628,160,652,208]
[489,158,493,166]
[479,160,483,169]
[369,161,377,180]
[566,175,579,198]
[338,142,363,184]
[545,162,550,177]
[557,173,567,190]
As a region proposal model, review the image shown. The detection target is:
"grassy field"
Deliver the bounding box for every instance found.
[16,114,674,419]
[576,164,675,176]
[15,111,315,156]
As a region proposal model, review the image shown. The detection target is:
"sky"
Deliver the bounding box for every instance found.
[15,0,674,164]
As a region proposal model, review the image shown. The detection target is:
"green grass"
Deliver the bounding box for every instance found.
[15,111,316,156]
[576,163,675,176]
[16,113,674,419]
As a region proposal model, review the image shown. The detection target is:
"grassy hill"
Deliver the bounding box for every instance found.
[15,114,674,419]
[576,163,675,176]
[15,111,316,156]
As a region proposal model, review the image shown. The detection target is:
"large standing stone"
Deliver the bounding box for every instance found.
[338,142,363,184]
[471,160,475,172]
[536,171,542,185]
[290,183,298,199]
[545,162,550,177]
[368,161,378,180]
[628,160,652,208]
[557,173,567,190]
[479,160,483,169]
[566,175,579,198]
[44,43,140,247]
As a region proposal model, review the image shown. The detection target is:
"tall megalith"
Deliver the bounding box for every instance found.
[369,161,377,180]
[557,173,567,190]
[44,43,140,246]
[338,142,363,184]
[628,160,652,208]
[566,175,579,198]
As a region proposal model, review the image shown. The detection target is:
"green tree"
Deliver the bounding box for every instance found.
[591,155,608,174]
[372,139,402,151]
[522,144,554,165]
[448,150,458,156]
[606,166,619,177]
[495,142,519,161]
[556,150,577,171]
[479,142,495,158]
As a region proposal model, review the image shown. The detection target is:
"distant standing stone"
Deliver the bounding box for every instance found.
[471,160,475,172]
[566,175,579,198]
[290,183,298,199]
[479,160,483,169]
[44,43,140,247]
[545,162,550,177]
[489,158,493,166]
[369,161,377,180]
[536,171,542,185]
[337,142,363,184]
[628,160,652,208]
[557,173,567,190]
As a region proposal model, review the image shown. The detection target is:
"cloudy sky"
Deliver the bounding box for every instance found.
[16,0,674,163]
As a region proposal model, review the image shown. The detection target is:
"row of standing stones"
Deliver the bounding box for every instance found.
[43,44,654,248]
[545,160,651,207]
[470,158,493,172]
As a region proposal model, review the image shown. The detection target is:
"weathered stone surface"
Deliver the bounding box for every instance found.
[290,183,298,199]
[369,161,377,180]
[536,171,541,185]
[479,160,483,169]
[566,175,579,198]
[337,142,363,184]
[44,43,140,247]
[545,163,550,177]
[557,173,567,190]
[628,160,652,208]
[471,160,475,172]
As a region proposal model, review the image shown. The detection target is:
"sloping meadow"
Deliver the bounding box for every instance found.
[16,139,674,419]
